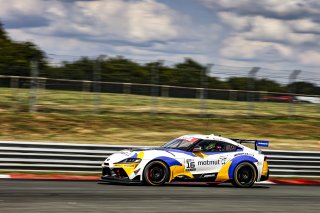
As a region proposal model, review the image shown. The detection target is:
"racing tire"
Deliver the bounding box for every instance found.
[231,162,257,188]
[143,161,170,186]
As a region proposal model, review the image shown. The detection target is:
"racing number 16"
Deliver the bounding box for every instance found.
[186,159,195,169]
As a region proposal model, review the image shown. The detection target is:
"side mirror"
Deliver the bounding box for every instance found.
[192,146,202,152]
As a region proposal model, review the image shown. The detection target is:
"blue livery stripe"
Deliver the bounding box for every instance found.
[129,153,138,158]
[228,156,258,179]
[154,156,182,167]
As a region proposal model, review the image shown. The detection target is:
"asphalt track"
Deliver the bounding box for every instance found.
[0,180,319,213]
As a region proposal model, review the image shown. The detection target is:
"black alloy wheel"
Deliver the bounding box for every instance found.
[231,162,257,188]
[143,161,169,186]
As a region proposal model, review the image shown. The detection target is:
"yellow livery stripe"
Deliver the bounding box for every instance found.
[215,161,232,182]
[262,160,269,176]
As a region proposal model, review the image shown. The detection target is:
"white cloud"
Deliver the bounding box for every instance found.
[243,16,318,44]
[289,18,320,33]
[220,36,293,60]
[0,0,320,78]
[126,0,178,40]
[218,13,319,44]
[298,50,320,65]
[218,12,249,30]
[244,16,290,41]
[0,0,180,42]
[0,0,44,17]
[0,0,222,65]
[64,0,179,41]
[200,0,320,17]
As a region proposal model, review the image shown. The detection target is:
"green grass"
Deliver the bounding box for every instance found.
[0,87,319,151]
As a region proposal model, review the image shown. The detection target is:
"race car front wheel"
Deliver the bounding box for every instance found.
[143,161,169,186]
[231,162,257,188]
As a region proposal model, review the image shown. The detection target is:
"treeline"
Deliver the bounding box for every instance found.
[0,22,319,95]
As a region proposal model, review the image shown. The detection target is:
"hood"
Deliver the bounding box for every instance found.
[104,147,175,164]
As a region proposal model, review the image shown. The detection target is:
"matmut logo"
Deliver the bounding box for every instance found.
[198,160,220,166]
[198,156,227,166]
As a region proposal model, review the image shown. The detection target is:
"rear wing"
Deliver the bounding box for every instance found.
[230,139,269,150]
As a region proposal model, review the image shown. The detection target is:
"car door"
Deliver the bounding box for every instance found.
[185,140,238,175]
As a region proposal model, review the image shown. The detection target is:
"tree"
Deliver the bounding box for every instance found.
[0,21,47,76]
[1,21,319,95]
[0,22,8,40]
[168,58,205,87]
[227,77,248,90]
[287,82,320,95]
[255,79,284,92]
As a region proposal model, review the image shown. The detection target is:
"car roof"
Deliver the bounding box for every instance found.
[179,134,242,147]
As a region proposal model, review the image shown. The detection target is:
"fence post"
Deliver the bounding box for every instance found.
[199,88,205,116]
[150,60,162,114]
[247,67,260,116]
[38,78,46,90]
[161,85,169,97]
[259,91,267,102]
[288,70,301,117]
[199,64,213,117]
[82,80,91,92]
[10,76,19,111]
[29,60,39,113]
[10,76,19,88]
[93,55,106,114]
[123,83,131,94]
[229,89,237,101]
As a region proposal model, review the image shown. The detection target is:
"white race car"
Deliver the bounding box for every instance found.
[100,134,269,187]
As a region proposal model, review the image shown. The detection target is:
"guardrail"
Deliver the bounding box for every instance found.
[0,141,319,178]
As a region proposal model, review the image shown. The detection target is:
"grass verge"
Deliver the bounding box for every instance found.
[0,88,319,151]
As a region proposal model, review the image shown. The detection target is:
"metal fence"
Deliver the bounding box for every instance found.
[0,75,319,118]
[0,141,319,178]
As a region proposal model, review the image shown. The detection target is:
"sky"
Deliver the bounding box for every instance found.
[0,0,319,84]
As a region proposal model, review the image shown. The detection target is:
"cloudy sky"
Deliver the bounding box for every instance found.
[0,0,319,84]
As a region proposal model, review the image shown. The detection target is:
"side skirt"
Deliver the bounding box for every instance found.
[172,173,219,182]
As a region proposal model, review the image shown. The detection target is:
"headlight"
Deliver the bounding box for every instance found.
[116,158,142,164]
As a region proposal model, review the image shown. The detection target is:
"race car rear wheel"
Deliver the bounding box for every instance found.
[231,162,257,188]
[143,161,169,186]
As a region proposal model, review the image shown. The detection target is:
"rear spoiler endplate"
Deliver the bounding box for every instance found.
[230,139,269,150]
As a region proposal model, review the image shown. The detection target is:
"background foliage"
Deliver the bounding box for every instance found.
[1,23,319,95]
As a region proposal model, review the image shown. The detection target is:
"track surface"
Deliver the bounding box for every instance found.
[0,180,319,213]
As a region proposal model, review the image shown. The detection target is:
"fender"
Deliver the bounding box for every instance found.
[228,156,258,179]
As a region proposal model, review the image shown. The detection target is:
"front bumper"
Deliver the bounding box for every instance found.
[100,175,141,184]
[99,166,141,184]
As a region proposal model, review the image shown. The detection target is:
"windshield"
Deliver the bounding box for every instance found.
[161,138,197,150]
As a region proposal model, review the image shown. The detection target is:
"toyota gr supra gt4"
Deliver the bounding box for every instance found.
[100,134,269,187]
